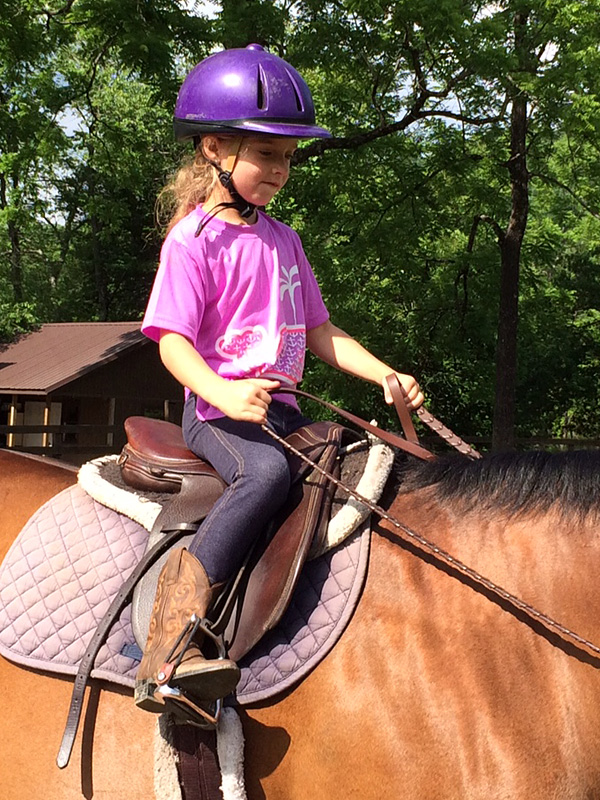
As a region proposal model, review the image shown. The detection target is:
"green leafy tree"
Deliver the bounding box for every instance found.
[285,0,600,446]
[2,0,600,446]
[0,0,212,320]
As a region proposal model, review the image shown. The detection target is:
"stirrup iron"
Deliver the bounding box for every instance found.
[134,614,233,714]
[158,614,230,684]
[160,687,222,728]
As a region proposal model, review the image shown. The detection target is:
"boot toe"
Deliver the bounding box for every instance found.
[173,659,241,701]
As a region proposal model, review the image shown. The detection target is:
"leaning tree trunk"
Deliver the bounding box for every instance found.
[0,172,24,304]
[491,10,530,452]
[86,141,109,321]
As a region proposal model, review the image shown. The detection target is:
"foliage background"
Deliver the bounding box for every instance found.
[1,0,599,447]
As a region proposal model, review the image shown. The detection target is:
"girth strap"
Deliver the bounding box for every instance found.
[173,725,222,800]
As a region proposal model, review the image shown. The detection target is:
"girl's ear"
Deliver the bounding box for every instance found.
[201,135,222,163]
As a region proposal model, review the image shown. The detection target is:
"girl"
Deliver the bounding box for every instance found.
[136,44,423,713]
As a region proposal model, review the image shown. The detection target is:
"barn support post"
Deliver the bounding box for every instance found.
[6,395,18,448]
[42,398,52,449]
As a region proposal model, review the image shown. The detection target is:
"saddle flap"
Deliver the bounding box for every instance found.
[226,421,344,662]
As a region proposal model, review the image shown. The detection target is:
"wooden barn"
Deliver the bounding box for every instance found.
[0,323,183,466]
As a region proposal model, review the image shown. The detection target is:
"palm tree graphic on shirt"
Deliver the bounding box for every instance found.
[280,264,301,323]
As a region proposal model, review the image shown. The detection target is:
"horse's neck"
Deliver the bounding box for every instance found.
[383,485,599,632]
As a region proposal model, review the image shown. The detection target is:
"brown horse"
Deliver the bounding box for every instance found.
[2,445,600,799]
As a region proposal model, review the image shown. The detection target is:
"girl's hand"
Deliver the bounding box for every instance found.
[216,378,281,423]
[382,372,424,411]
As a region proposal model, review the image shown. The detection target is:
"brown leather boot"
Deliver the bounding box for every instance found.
[135,547,240,712]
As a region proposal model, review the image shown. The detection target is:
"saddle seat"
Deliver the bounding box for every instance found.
[119,416,224,495]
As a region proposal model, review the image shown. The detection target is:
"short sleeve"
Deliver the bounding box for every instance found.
[142,235,206,344]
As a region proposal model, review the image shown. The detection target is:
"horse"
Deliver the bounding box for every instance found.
[2,444,600,800]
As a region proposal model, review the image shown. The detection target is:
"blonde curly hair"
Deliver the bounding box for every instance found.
[156,145,219,233]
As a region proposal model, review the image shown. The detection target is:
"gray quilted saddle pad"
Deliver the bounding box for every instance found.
[0,484,370,705]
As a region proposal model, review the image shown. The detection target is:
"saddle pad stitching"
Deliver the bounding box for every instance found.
[0,462,374,703]
[233,525,369,704]
[0,486,148,682]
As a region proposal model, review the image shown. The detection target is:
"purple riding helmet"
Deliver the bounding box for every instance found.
[174,43,331,141]
[175,44,331,232]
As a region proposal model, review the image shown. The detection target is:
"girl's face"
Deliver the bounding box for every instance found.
[223,136,298,207]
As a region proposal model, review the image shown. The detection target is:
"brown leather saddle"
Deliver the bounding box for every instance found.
[119,414,345,663]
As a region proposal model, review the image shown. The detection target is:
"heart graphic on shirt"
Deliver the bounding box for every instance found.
[216,326,265,360]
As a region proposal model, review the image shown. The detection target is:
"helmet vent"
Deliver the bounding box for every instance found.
[257,64,268,110]
[285,68,305,112]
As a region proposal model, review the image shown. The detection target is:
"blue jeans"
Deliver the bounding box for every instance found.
[182,396,311,584]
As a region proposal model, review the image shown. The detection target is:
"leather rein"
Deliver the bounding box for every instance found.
[265,378,600,663]
[277,376,481,462]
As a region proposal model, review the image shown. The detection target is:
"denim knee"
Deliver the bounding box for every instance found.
[246,449,291,502]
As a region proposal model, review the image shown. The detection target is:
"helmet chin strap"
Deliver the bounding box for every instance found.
[195,137,257,237]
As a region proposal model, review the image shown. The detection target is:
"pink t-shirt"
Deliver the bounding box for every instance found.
[142,207,329,420]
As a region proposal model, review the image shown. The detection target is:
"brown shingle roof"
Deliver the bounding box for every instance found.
[0,322,145,394]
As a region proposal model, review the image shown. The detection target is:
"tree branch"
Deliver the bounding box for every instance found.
[42,1,81,30]
[402,24,427,92]
[294,104,508,163]
[467,214,505,251]
[530,172,600,220]
[295,61,507,165]
[293,105,426,163]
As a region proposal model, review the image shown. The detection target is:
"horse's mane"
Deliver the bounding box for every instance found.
[394,449,600,518]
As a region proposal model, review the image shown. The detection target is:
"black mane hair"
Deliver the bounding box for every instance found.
[393,449,600,519]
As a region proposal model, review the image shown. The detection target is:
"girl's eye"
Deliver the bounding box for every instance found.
[259,151,272,157]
